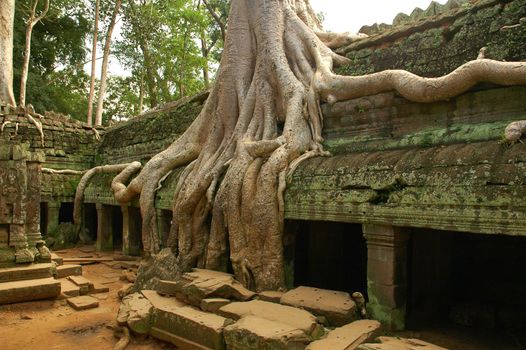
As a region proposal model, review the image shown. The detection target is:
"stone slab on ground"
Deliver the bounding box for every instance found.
[201,298,231,313]
[357,337,448,350]
[0,277,61,304]
[0,263,54,283]
[218,300,320,337]
[56,264,82,278]
[224,315,311,350]
[258,291,284,303]
[59,278,81,298]
[281,286,358,326]
[67,295,99,310]
[306,320,382,350]
[153,303,230,350]
[150,327,214,350]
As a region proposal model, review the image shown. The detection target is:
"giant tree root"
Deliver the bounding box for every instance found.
[504,120,526,144]
[73,162,142,227]
[104,0,526,292]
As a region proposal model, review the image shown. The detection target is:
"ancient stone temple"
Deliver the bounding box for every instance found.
[0,0,525,348]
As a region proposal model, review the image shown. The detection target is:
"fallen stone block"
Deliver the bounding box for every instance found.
[66,295,99,310]
[0,277,61,304]
[67,275,93,295]
[118,292,154,334]
[154,303,231,350]
[281,286,358,326]
[306,320,381,350]
[59,278,81,298]
[357,337,448,350]
[56,264,82,279]
[258,291,284,303]
[161,269,255,307]
[218,300,322,338]
[201,298,231,313]
[0,263,54,283]
[141,289,185,310]
[224,315,311,350]
[90,284,110,294]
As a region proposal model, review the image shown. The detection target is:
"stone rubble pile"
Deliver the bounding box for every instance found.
[118,268,449,350]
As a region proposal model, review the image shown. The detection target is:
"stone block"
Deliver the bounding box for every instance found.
[306,320,381,350]
[67,275,93,295]
[224,315,310,350]
[118,292,154,334]
[56,264,82,278]
[153,304,229,350]
[67,295,99,310]
[0,262,54,283]
[51,253,63,266]
[59,278,81,298]
[218,300,321,337]
[0,277,61,304]
[201,298,231,313]
[257,290,284,303]
[357,336,448,350]
[281,286,359,326]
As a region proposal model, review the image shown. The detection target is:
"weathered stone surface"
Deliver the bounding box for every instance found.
[56,264,82,278]
[141,289,186,309]
[218,300,320,337]
[306,320,381,350]
[67,295,100,310]
[90,284,110,294]
[153,304,230,350]
[357,336,448,350]
[0,277,61,304]
[118,292,154,334]
[59,278,81,298]
[67,275,93,295]
[224,315,311,350]
[160,269,255,307]
[201,298,231,313]
[0,263,54,283]
[281,286,358,326]
[258,291,284,303]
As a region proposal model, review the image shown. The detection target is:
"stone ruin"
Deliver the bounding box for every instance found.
[1,0,526,349]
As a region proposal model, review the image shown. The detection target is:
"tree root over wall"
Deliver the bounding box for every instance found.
[76,0,526,292]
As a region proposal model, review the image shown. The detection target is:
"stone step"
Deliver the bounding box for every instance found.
[56,264,82,279]
[281,286,359,326]
[67,275,93,295]
[59,278,81,298]
[51,253,63,266]
[306,320,381,350]
[67,295,99,310]
[0,277,61,304]
[0,263,55,283]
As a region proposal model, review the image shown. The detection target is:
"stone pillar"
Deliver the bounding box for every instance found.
[96,203,113,251]
[25,160,49,261]
[122,206,141,256]
[363,224,410,331]
[45,202,61,236]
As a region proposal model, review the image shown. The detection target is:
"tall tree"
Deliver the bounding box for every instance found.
[0,0,16,106]
[106,0,526,292]
[19,0,50,107]
[94,0,121,126]
[86,0,100,126]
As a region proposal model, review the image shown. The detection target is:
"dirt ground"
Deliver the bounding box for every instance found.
[1,246,524,350]
[0,246,168,350]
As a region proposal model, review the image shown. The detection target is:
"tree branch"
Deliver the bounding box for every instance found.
[202,0,226,42]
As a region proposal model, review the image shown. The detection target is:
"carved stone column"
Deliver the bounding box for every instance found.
[45,201,61,236]
[363,224,410,331]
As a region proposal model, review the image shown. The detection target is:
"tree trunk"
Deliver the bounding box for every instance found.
[0,0,16,106]
[108,0,526,292]
[19,0,50,107]
[139,42,158,108]
[87,0,100,126]
[94,0,122,126]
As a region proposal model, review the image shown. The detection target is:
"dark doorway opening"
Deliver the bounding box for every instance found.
[83,203,98,242]
[128,206,143,255]
[110,206,123,250]
[59,202,74,223]
[407,228,526,337]
[40,202,48,236]
[292,220,367,297]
